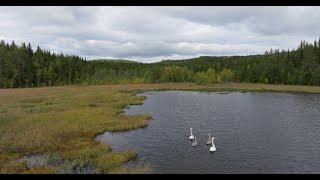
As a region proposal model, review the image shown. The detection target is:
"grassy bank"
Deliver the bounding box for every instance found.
[115,82,320,94]
[0,85,151,173]
[0,82,319,174]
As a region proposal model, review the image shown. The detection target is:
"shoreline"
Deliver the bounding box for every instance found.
[115,82,320,94]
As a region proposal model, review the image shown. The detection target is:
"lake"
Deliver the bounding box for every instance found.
[96,91,320,174]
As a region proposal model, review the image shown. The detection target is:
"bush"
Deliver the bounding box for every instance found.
[195,68,221,84]
[220,68,235,82]
[160,66,193,82]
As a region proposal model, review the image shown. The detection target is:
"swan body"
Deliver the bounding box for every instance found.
[206,134,212,145]
[192,136,197,147]
[189,128,194,140]
[209,137,216,152]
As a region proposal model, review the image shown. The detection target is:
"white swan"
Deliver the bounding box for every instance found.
[192,136,197,147]
[209,137,216,152]
[206,133,212,145]
[189,128,194,140]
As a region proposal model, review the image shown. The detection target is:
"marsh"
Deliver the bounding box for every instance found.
[1,83,320,173]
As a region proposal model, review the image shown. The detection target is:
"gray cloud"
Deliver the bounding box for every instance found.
[0,6,319,62]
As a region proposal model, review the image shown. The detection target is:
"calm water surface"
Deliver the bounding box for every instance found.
[96,91,320,173]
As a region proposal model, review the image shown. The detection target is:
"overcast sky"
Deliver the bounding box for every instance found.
[0,6,319,63]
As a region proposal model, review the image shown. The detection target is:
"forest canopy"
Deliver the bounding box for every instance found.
[0,39,320,88]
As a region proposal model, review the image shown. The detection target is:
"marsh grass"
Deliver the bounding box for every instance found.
[115,82,320,94]
[0,82,319,174]
[22,166,57,174]
[0,106,7,114]
[93,151,137,173]
[108,164,152,174]
[0,85,151,173]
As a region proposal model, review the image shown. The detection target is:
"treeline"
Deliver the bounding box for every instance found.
[0,40,87,88]
[0,39,320,88]
[149,39,320,85]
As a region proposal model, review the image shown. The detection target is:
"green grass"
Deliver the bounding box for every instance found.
[0,82,319,174]
[0,106,8,114]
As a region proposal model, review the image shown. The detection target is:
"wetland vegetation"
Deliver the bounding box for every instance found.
[0,84,150,173]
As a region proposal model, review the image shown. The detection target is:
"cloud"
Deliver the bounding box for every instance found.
[0,6,319,62]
